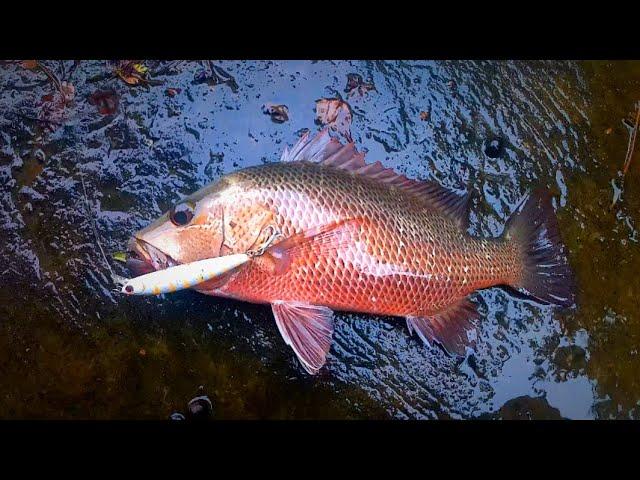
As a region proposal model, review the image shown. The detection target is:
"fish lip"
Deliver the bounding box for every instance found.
[126,237,179,274]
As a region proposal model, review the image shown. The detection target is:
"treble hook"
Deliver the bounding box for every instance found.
[246,225,283,258]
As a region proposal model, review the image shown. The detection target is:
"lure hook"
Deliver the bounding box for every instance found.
[247,225,283,258]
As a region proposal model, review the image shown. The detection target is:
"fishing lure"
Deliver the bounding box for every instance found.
[119,225,282,296]
[120,253,250,295]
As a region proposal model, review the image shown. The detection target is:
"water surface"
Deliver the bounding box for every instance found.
[1,60,638,419]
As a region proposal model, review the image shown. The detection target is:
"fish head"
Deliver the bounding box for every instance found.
[127,174,275,276]
[127,179,231,276]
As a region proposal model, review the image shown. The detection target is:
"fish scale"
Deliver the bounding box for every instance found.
[210,161,520,316]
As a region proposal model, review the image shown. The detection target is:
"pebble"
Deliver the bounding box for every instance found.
[186,395,213,420]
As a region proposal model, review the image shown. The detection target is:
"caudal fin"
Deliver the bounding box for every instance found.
[505,188,575,307]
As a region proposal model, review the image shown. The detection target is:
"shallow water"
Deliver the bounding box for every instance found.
[1,60,639,419]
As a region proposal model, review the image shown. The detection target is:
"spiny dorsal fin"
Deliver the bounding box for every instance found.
[280,129,470,228]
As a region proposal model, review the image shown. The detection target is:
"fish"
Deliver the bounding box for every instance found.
[127,129,574,374]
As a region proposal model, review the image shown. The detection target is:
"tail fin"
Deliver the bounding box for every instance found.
[504,188,575,307]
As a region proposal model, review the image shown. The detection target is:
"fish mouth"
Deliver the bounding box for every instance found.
[126,237,179,277]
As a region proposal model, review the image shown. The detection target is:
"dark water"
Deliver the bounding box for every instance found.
[1,60,639,419]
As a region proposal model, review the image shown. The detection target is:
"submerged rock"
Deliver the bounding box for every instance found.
[186,395,213,420]
[485,395,564,420]
[484,137,504,158]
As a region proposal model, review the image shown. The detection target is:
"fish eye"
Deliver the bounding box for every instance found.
[169,202,195,226]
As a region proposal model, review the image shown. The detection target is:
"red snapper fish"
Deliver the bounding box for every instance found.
[127,129,574,374]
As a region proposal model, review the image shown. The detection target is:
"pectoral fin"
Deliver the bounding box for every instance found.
[406,297,479,356]
[254,218,363,276]
[272,301,334,375]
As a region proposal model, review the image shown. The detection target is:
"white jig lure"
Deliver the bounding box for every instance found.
[120,253,250,296]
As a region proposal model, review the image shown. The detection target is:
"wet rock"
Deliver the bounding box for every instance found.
[104,122,139,150]
[490,396,564,420]
[186,395,213,420]
[169,412,186,421]
[483,137,504,158]
[553,345,587,373]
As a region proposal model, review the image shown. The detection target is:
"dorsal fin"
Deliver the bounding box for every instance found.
[280,129,344,163]
[280,129,470,229]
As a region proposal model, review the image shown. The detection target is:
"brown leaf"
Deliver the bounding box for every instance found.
[315,98,352,140]
[262,103,289,123]
[117,70,142,85]
[21,60,38,70]
[88,90,119,115]
[344,73,376,97]
[420,110,430,121]
[115,61,149,86]
[60,81,75,103]
[165,88,181,97]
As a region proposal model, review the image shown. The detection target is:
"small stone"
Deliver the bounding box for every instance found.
[187,395,213,420]
[553,345,587,372]
[34,149,46,164]
[419,110,430,121]
[484,137,504,158]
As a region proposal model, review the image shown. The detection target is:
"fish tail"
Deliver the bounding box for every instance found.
[503,188,575,307]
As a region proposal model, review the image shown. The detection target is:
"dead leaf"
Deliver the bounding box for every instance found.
[605,127,612,135]
[315,98,352,140]
[117,70,142,85]
[419,110,430,121]
[88,90,119,115]
[37,81,75,131]
[115,60,148,86]
[165,88,181,97]
[21,60,38,70]
[60,81,75,103]
[262,103,289,123]
[132,63,148,74]
[344,73,376,97]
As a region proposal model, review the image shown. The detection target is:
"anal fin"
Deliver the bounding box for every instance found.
[272,301,334,375]
[406,297,479,356]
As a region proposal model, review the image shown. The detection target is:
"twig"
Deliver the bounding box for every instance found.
[80,172,121,285]
[36,61,62,92]
[611,101,640,209]
[10,111,63,126]
[622,101,640,177]
[66,60,81,81]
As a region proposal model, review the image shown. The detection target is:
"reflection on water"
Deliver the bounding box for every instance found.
[0,60,638,419]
